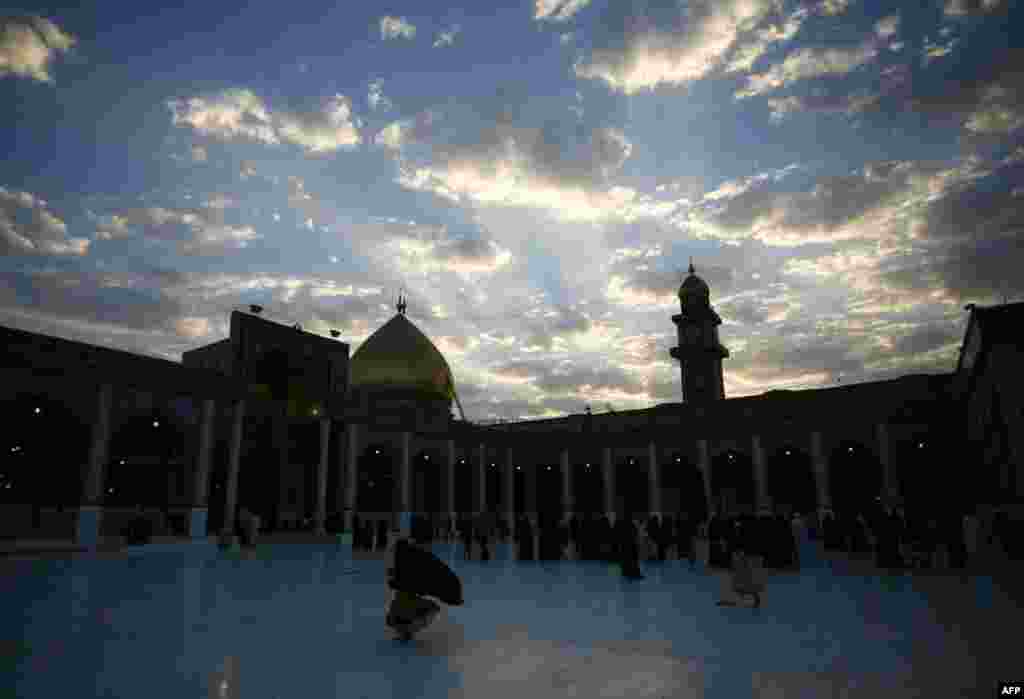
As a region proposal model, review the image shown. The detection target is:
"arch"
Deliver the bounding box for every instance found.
[536,461,562,520]
[710,448,754,515]
[454,451,474,516]
[356,442,396,516]
[412,448,442,518]
[0,389,91,507]
[663,451,706,520]
[615,455,648,516]
[827,439,882,515]
[572,455,603,515]
[766,443,816,515]
[106,405,188,508]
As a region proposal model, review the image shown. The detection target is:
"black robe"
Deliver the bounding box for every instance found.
[615,517,643,577]
[517,518,535,560]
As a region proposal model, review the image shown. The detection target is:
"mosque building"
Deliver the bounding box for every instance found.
[0,266,1021,547]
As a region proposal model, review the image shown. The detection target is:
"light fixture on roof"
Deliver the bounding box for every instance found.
[249,305,263,314]
[34,407,40,415]
[330,330,340,338]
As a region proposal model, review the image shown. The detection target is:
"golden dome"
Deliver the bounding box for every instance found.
[349,306,456,402]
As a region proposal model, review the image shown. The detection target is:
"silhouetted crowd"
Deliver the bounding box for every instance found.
[343,502,1019,573]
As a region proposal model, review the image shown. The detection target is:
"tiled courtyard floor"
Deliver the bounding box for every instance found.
[3,539,1020,698]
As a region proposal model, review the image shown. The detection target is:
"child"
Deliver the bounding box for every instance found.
[715,549,763,608]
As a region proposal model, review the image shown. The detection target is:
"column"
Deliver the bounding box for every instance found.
[504,445,516,538]
[647,441,661,518]
[221,398,246,540]
[445,440,457,522]
[875,423,893,502]
[189,398,217,539]
[76,382,114,549]
[343,422,359,532]
[810,431,830,511]
[476,443,487,515]
[602,446,615,521]
[696,439,712,514]
[752,434,768,511]
[524,462,538,524]
[560,447,573,522]
[398,431,411,536]
[314,416,330,535]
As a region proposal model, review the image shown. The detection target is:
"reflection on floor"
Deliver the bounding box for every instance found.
[4,541,1019,698]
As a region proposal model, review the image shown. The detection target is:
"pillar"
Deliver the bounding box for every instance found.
[524,462,538,523]
[696,439,712,515]
[752,434,768,511]
[647,441,661,518]
[476,443,487,515]
[314,416,330,535]
[810,431,830,511]
[189,397,216,539]
[221,399,246,540]
[602,446,615,521]
[76,382,113,549]
[875,423,894,501]
[560,447,573,522]
[343,422,359,532]
[445,440,456,523]
[504,445,516,537]
[398,431,411,535]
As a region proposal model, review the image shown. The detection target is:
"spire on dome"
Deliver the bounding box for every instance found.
[396,289,407,316]
[688,257,695,275]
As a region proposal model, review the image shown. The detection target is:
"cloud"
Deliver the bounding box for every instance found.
[0,266,189,337]
[433,25,460,47]
[573,0,781,94]
[368,79,392,111]
[874,14,899,39]
[190,145,208,162]
[168,89,363,155]
[690,157,993,248]
[816,0,852,15]
[723,7,809,74]
[736,40,879,99]
[380,16,416,40]
[922,34,958,65]
[534,0,592,22]
[1,186,89,256]
[390,98,656,221]
[93,205,262,255]
[944,0,1006,16]
[0,15,74,83]
[903,46,1024,141]
[375,120,412,150]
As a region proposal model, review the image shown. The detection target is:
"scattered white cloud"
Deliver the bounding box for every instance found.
[92,204,262,256]
[944,0,1005,16]
[190,145,208,162]
[375,120,412,150]
[368,79,392,111]
[922,34,959,65]
[168,89,362,155]
[736,41,879,99]
[433,25,460,48]
[0,15,74,83]
[723,7,809,74]
[874,14,899,39]
[534,0,592,22]
[1,186,88,256]
[817,0,852,15]
[575,0,792,94]
[380,16,416,40]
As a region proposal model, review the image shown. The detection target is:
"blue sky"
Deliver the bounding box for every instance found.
[2,0,1023,422]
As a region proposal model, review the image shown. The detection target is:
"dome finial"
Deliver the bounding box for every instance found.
[397,288,407,316]
[688,256,695,275]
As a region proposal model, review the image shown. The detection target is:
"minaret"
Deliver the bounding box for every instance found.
[669,260,729,404]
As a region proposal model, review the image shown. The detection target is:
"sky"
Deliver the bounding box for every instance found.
[2,0,1023,423]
